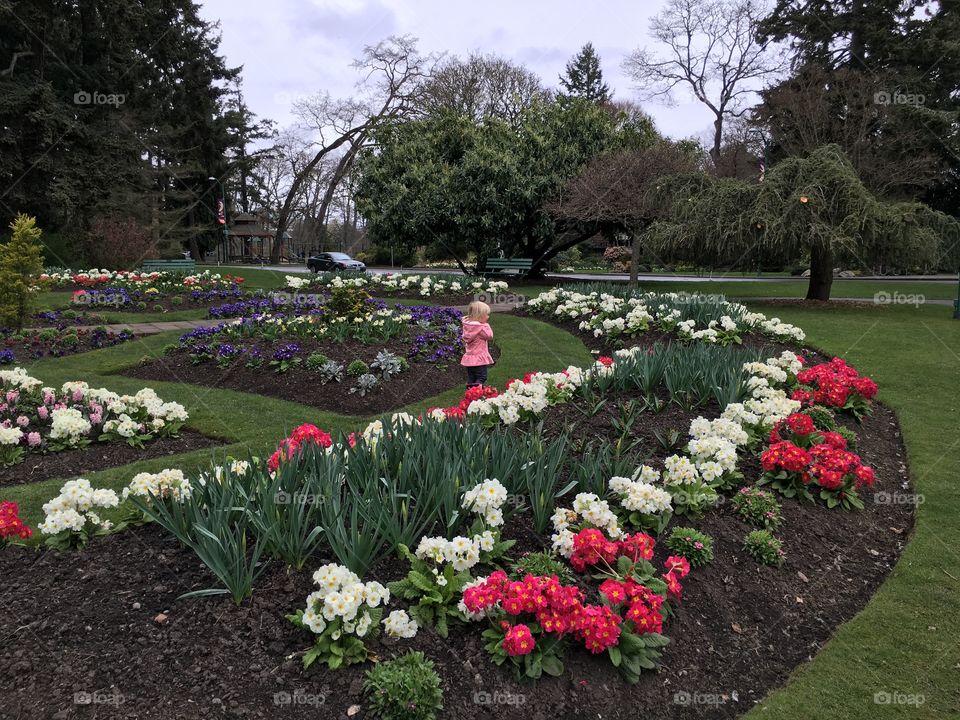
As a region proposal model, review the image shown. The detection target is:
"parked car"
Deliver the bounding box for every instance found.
[306,252,367,273]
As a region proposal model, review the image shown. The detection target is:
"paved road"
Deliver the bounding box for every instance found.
[213,264,958,284]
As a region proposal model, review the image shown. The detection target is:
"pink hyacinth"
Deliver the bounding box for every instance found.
[89,413,103,425]
[15,416,29,427]
[37,406,49,420]
[26,432,41,447]
[72,388,85,402]
[43,390,54,404]
[6,390,18,404]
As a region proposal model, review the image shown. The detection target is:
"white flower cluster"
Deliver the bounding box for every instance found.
[462,478,508,527]
[662,455,701,485]
[49,408,92,444]
[102,414,141,438]
[42,268,232,289]
[466,367,583,425]
[550,492,623,558]
[742,312,806,343]
[382,609,419,638]
[719,353,803,430]
[609,470,673,515]
[123,468,193,501]
[0,367,42,392]
[0,425,24,445]
[38,479,119,535]
[302,564,389,637]
[414,530,497,572]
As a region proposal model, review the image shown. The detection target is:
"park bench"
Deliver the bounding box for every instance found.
[481,257,533,278]
[139,259,197,274]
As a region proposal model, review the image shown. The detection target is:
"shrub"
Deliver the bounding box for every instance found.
[347,359,369,377]
[306,352,330,370]
[743,530,786,567]
[136,301,147,310]
[0,214,45,330]
[731,486,782,529]
[665,527,714,567]
[327,286,371,319]
[170,295,184,306]
[61,309,77,319]
[370,349,403,379]
[85,216,157,269]
[364,651,443,720]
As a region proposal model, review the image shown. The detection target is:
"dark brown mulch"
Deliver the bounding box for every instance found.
[122,337,477,417]
[0,400,913,720]
[0,430,223,487]
[374,291,478,306]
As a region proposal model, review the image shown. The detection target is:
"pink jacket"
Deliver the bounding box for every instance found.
[461,318,494,366]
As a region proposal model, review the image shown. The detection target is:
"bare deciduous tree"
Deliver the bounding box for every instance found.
[269,35,433,263]
[417,52,549,128]
[623,0,783,165]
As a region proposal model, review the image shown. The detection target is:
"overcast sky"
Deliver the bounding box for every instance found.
[197,0,727,143]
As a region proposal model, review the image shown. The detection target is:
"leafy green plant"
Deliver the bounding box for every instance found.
[743,529,786,567]
[364,651,443,720]
[128,470,267,604]
[347,359,370,377]
[306,352,329,370]
[387,544,474,639]
[370,349,404,379]
[731,486,782,529]
[665,527,714,567]
[511,551,574,583]
[0,214,44,330]
[318,359,344,384]
[351,373,379,396]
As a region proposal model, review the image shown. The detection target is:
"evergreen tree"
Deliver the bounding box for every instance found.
[558,43,610,104]
[0,214,45,330]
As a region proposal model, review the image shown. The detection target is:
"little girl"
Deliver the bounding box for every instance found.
[461,301,494,388]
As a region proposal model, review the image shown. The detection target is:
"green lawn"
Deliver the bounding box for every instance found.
[2,312,591,530]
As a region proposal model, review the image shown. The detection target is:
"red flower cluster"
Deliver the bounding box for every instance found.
[501,623,535,656]
[0,501,32,541]
[761,441,813,473]
[661,555,691,601]
[597,356,614,367]
[792,358,878,409]
[267,423,333,472]
[785,412,815,436]
[599,578,665,634]
[762,439,875,492]
[569,528,655,572]
[463,572,626,654]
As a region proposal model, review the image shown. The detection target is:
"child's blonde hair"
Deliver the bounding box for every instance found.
[465,300,491,321]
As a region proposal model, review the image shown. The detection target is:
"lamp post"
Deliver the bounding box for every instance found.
[954,267,960,320]
[208,176,229,266]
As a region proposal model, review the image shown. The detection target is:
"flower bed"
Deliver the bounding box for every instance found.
[521,287,805,350]
[65,284,245,314]
[124,304,473,416]
[0,297,915,720]
[0,367,189,473]
[0,325,134,364]
[40,268,244,292]
[287,271,508,304]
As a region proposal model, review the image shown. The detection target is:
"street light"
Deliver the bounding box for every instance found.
[208,176,229,266]
[954,267,960,320]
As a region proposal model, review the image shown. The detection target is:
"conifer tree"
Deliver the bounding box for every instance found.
[559,43,611,104]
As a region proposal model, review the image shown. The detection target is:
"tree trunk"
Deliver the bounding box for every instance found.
[710,112,723,168]
[806,244,834,301]
[629,232,640,287]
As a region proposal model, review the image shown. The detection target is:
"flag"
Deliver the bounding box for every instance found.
[217,199,226,225]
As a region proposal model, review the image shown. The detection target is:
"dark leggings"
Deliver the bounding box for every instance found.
[466,364,489,388]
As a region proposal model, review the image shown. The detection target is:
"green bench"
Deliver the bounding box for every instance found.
[481,257,533,278]
[140,259,196,274]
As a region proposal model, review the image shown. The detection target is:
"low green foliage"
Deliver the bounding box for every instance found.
[511,551,574,583]
[731,486,783,529]
[364,651,444,720]
[665,527,714,567]
[743,529,786,567]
